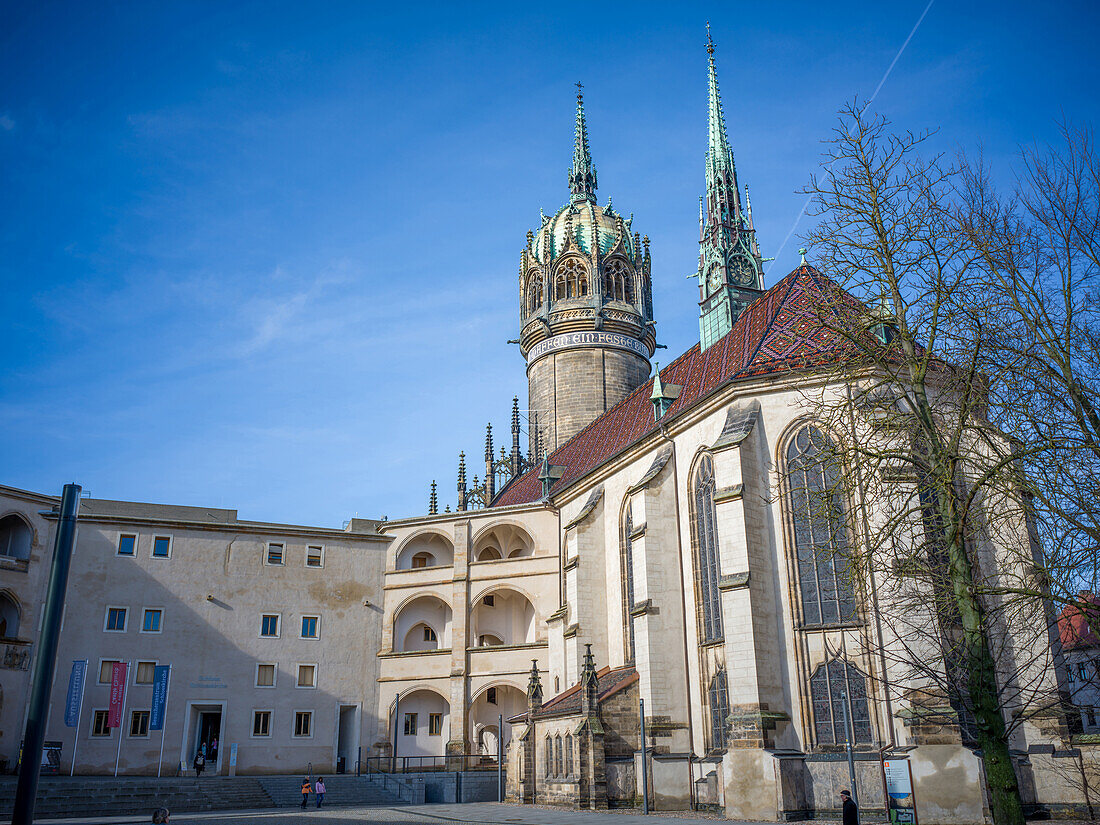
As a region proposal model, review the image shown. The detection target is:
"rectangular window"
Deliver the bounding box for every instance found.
[266,542,284,566]
[306,545,324,568]
[260,614,280,637]
[129,710,150,737]
[424,626,437,642]
[403,713,418,736]
[152,536,171,558]
[296,664,316,688]
[141,608,162,633]
[98,660,120,684]
[1089,707,1098,728]
[294,711,312,737]
[301,616,319,639]
[429,713,443,736]
[483,595,495,607]
[256,664,276,687]
[117,534,136,556]
[252,710,272,737]
[135,661,156,685]
[1080,663,1089,680]
[91,710,111,737]
[105,607,127,632]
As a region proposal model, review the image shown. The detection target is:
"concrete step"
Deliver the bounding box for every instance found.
[257,775,405,807]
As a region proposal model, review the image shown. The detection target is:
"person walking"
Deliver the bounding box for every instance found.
[210,737,219,761]
[300,777,312,809]
[840,789,859,825]
[193,751,205,777]
[315,777,326,808]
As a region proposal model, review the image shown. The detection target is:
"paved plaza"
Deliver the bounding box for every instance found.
[31,802,754,825]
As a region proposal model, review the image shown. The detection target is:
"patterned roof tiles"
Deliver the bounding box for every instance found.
[493,265,866,507]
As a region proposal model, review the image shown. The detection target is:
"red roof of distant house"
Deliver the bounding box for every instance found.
[1059,594,1100,650]
[493,265,868,507]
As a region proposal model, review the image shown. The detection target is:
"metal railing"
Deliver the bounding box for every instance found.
[360,754,500,774]
[362,769,424,803]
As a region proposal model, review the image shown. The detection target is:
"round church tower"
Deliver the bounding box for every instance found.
[518,88,656,454]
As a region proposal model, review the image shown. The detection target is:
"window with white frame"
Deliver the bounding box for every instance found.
[260,614,280,637]
[300,615,319,639]
[265,542,284,566]
[306,545,324,568]
[104,607,127,632]
[98,660,120,684]
[294,711,312,737]
[296,664,316,688]
[117,534,136,556]
[252,710,272,737]
[135,661,156,685]
[129,710,150,737]
[256,663,276,687]
[91,710,111,737]
[141,608,162,633]
[151,536,171,558]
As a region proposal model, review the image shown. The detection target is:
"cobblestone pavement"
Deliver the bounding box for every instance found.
[35,802,767,825]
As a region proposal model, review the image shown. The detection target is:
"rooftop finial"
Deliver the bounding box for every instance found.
[429,480,438,516]
[568,82,598,202]
[706,20,715,56]
[799,247,807,265]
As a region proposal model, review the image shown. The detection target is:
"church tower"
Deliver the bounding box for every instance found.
[518,87,656,454]
[695,29,765,350]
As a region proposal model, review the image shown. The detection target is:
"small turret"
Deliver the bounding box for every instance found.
[457,452,467,512]
[527,659,544,713]
[429,480,438,516]
[510,396,522,477]
[580,643,599,716]
[484,423,495,501]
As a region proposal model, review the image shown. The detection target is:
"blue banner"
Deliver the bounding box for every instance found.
[149,665,171,731]
[63,660,87,728]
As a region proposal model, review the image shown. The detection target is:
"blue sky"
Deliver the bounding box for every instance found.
[2,1,1097,526]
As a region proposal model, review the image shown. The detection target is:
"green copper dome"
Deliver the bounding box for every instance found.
[532,200,636,262]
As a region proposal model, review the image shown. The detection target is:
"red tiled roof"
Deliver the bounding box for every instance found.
[494,265,867,507]
[1059,594,1100,651]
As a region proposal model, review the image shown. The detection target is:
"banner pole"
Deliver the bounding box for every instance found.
[70,660,88,777]
[157,665,172,778]
[113,661,130,777]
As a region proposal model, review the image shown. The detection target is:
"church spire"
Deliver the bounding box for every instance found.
[568,83,597,203]
[695,24,765,352]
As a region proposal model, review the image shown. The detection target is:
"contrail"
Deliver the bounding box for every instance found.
[767,0,935,272]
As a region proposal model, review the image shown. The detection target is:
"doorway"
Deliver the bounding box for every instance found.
[336,704,359,773]
[181,702,226,775]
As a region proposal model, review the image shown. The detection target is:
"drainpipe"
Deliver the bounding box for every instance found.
[657,422,699,804]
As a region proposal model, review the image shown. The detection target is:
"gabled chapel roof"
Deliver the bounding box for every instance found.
[493,264,868,507]
[507,665,639,723]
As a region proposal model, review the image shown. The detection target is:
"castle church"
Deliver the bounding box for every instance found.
[0,35,1085,823]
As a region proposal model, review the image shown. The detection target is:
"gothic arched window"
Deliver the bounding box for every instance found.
[544,735,552,775]
[603,259,633,303]
[555,258,588,300]
[527,272,543,315]
[554,735,563,776]
[691,454,723,643]
[708,669,730,752]
[620,501,636,664]
[809,658,873,746]
[786,425,857,626]
[564,734,573,775]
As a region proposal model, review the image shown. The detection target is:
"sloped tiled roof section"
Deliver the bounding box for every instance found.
[1059,594,1100,651]
[493,265,867,507]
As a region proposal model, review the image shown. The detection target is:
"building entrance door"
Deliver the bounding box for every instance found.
[196,711,222,764]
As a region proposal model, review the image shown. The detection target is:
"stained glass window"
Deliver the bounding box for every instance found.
[786,426,857,625]
[809,658,872,745]
[692,454,723,643]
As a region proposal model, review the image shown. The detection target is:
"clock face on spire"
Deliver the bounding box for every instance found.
[729,255,758,287]
[707,265,724,293]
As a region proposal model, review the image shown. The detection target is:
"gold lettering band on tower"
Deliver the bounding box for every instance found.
[526,331,650,364]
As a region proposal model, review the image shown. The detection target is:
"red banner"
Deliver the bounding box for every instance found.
[108,662,128,728]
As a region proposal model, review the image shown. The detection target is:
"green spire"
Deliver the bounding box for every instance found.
[696,25,766,352]
[568,82,597,202]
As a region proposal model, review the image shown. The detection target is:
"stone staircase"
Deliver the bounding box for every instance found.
[0,774,404,819]
[257,774,406,807]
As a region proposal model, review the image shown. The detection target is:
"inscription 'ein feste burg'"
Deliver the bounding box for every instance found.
[526,332,650,365]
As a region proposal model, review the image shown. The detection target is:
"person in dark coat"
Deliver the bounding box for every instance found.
[841,789,859,825]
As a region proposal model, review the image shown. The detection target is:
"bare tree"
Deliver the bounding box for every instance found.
[790,101,1094,825]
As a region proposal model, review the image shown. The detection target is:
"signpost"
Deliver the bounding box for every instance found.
[883,758,918,825]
